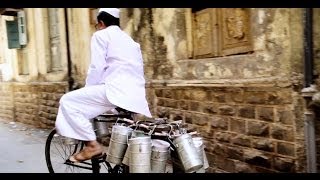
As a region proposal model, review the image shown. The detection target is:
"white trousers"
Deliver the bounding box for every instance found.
[55,84,117,141]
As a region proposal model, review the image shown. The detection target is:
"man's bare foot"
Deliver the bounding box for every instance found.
[68,140,103,163]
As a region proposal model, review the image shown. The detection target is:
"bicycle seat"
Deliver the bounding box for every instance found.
[115,107,135,115]
[96,107,135,120]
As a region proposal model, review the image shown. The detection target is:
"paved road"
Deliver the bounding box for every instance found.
[0,119,177,173]
[0,119,51,173]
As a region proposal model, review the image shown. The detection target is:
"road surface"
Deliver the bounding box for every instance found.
[0,119,51,173]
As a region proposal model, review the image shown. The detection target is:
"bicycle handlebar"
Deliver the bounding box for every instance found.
[120,118,135,124]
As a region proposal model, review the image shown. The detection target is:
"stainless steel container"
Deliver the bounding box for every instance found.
[122,130,147,166]
[193,137,209,171]
[106,125,132,165]
[93,121,109,138]
[193,137,205,173]
[122,144,130,166]
[129,136,152,173]
[63,137,79,145]
[173,133,203,173]
[151,139,170,173]
[131,130,145,138]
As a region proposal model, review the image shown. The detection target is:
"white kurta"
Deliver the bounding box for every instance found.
[86,25,151,117]
[55,25,151,141]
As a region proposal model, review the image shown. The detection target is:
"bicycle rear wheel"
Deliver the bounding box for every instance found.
[45,128,89,173]
[45,128,111,173]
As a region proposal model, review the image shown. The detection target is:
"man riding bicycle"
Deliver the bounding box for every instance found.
[55,8,152,163]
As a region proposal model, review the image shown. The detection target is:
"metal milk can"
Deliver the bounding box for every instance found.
[173,133,203,173]
[106,125,132,165]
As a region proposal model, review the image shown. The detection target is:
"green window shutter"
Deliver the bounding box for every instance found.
[6,19,21,49]
[18,11,27,45]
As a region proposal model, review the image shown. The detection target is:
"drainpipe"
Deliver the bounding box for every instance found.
[64,8,74,91]
[301,8,317,173]
[304,8,314,88]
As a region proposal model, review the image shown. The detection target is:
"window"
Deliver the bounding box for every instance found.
[17,11,27,45]
[191,8,253,59]
[219,8,252,56]
[5,19,21,49]
[5,10,27,48]
[192,8,219,58]
[3,9,29,75]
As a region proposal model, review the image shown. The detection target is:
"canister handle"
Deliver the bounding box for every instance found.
[134,120,141,130]
[147,125,157,136]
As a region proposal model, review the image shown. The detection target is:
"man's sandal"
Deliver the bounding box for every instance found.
[66,152,103,164]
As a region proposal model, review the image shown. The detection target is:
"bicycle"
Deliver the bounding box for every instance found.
[45,107,136,173]
[45,107,199,173]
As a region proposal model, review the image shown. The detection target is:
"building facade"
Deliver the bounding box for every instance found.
[0,8,320,173]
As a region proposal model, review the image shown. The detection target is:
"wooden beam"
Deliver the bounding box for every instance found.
[0,8,22,16]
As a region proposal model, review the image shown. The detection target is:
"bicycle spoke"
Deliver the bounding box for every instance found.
[67,144,72,156]
[57,137,68,158]
[52,140,65,159]
[66,165,73,173]
[101,163,110,173]
[46,131,93,173]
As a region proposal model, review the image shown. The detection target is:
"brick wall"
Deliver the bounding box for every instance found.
[0,83,14,121]
[0,82,68,129]
[1,81,306,172]
[37,83,67,128]
[149,85,303,173]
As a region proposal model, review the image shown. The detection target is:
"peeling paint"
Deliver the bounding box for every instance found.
[153,9,177,63]
[204,64,233,78]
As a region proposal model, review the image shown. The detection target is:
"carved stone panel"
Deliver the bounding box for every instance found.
[219,8,252,56]
[192,8,219,58]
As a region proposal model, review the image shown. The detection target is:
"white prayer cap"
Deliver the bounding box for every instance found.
[98,8,120,18]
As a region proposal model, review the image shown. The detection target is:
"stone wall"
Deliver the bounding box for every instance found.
[0,82,68,128]
[0,83,14,121]
[37,83,67,128]
[147,84,304,172]
[314,9,320,172]
[122,8,308,172]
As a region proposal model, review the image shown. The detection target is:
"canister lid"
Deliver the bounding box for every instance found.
[129,136,151,144]
[152,139,170,150]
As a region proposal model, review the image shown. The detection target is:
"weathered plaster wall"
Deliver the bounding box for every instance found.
[314,9,320,83]
[121,9,299,83]
[0,8,90,126]
[68,8,92,86]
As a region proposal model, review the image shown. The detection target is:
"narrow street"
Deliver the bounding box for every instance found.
[0,118,51,173]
